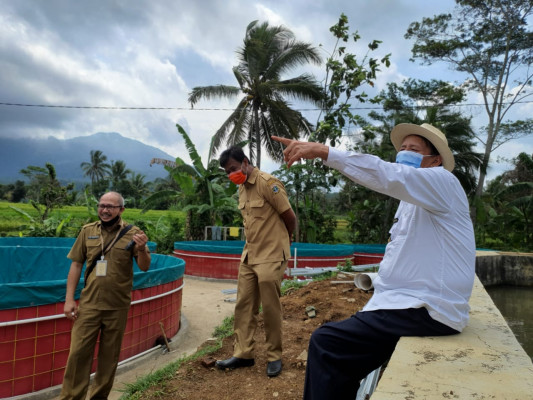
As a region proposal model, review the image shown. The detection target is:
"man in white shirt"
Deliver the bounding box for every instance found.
[272,123,476,400]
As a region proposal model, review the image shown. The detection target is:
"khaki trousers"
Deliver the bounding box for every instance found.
[233,260,287,362]
[59,307,129,400]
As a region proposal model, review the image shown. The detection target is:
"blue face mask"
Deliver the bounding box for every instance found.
[396,150,425,168]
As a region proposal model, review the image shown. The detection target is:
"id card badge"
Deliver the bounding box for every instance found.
[95,257,108,277]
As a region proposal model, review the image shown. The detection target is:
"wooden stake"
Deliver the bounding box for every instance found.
[159,322,171,352]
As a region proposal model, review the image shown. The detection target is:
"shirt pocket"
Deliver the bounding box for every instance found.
[114,236,134,259]
[108,236,134,275]
[249,199,265,219]
[86,238,102,261]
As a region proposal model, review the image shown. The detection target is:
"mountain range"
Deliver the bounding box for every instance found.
[0,132,177,184]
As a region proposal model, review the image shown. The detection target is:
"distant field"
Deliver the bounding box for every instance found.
[0,202,185,237]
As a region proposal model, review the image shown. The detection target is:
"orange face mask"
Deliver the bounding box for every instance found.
[229,170,247,185]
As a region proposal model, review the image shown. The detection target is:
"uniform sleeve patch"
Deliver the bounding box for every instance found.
[266,177,282,194]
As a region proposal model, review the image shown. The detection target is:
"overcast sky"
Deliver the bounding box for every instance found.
[1,0,531,181]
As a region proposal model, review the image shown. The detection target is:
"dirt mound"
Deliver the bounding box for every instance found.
[140,275,372,400]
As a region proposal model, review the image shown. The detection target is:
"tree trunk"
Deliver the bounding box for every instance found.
[253,103,262,169]
[472,124,496,224]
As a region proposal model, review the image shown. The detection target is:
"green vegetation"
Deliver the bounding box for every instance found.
[0,202,185,247]
[405,0,533,203]
[336,258,354,273]
[144,124,238,241]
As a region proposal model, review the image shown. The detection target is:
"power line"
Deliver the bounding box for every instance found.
[1,100,532,111]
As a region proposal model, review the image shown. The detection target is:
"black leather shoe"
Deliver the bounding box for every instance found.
[216,357,255,370]
[266,359,282,377]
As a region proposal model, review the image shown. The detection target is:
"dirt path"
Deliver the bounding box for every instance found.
[107,276,238,400]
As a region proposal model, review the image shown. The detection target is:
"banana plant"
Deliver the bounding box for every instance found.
[144,124,239,240]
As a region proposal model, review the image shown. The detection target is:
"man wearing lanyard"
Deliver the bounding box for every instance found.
[59,191,151,400]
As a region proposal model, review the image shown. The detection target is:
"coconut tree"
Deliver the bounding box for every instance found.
[109,160,131,191]
[80,150,111,193]
[188,20,324,168]
[127,172,150,208]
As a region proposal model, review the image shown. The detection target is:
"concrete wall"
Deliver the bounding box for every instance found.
[476,251,533,287]
[372,276,533,399]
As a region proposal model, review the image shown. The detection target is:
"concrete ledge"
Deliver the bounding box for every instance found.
[372,276,533,399]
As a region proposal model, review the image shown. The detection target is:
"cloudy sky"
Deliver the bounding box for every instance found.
[1,0,531,180]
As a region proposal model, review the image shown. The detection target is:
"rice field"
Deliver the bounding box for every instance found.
[0,202,184,237]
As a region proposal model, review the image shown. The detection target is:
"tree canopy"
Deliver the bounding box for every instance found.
[405,0,533,201]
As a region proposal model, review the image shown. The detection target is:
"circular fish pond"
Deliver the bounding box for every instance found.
[352,244,386,266]
[0,237,184,398]
[173,241,369,280]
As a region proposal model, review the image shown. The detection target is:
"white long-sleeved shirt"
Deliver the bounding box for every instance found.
[325,147,476,332]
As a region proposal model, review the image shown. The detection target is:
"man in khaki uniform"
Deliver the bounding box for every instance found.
[216,146,296,377]
[59,191,151,400]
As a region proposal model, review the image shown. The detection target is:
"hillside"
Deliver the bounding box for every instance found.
[0,132,176,184]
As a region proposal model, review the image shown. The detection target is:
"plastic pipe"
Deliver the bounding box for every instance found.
[354,273,378,290]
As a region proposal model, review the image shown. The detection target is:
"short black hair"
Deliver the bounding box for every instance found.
[219,146,249,168]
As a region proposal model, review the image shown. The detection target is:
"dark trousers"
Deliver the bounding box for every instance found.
[302,308,459,400]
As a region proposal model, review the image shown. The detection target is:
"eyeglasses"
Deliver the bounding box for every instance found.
[97,204,123,210]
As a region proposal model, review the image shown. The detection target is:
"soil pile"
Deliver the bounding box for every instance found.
[140,274,373,400]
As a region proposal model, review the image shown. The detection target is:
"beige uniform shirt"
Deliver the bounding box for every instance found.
[67,219,149,310]
[238,167,292,264]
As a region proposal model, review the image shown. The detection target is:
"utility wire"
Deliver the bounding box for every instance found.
[1,100,533,111]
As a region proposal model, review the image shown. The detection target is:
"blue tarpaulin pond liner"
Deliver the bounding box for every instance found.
[172,240,371,280]
[0,243,181,310]
[173,240,358,256]
[352,244,387,254]
[0,237,185,398]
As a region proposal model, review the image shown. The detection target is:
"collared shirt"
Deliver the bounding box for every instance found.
[238,167,292,264]
[325,147,476,332]
[67,218,149,310]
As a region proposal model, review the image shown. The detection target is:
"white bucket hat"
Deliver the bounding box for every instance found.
[390,123,455,171]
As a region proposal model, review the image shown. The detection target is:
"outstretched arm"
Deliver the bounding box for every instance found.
[271,136,329,168]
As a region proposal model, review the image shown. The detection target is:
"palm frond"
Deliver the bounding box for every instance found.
[209,99,250,158]
[188,85,241,107]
